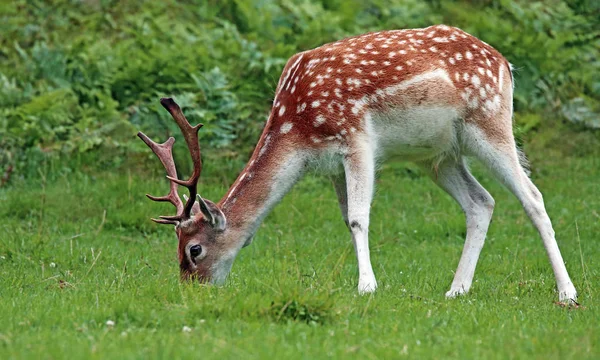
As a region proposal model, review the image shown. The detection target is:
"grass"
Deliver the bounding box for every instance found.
[1,142,599,359]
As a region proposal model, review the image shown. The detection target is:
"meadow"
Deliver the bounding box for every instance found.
[1,137,599,358]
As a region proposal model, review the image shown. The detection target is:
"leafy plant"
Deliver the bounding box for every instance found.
[0,0,598,186]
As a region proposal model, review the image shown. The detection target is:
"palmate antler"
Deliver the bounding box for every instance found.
[137,98,203,225]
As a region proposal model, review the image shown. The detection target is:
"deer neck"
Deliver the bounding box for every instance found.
[218,132,307,244]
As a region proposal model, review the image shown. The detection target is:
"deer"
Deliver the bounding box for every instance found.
[138,24,577,303]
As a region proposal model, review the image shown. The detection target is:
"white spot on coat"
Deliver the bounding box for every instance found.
[280,122,293,134]
[471,74,481,88]
[479,87,487,99]
[314,115,326,127]
[297,103,307,113]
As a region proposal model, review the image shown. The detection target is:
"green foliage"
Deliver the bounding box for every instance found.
[0,0,598,185]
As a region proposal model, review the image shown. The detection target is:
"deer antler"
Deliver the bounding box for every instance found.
[137,98,204,225]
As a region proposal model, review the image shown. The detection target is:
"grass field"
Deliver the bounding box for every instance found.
[1,141,599,359]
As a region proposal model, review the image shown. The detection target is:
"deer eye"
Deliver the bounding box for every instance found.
[190,245,202,258]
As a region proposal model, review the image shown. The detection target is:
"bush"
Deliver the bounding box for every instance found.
[0,0,598,185]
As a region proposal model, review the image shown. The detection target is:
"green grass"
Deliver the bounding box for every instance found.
[1,148,599,359]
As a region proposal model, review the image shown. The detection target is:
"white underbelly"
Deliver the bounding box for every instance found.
[367,106,460,161]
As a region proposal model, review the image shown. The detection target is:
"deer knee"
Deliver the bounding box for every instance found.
[348,216,369,235]
[350,220,364,232]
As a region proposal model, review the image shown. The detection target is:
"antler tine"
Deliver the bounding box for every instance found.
[137,132,185,218]
[159,98,204,220]
[151,218,180,225]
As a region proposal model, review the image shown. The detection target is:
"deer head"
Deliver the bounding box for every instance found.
[138,98,236,284]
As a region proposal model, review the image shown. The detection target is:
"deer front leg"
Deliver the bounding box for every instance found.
[343,144,377,294]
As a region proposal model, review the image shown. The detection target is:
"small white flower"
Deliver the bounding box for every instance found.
[106,320,115,327]
[182,326,192,333]
[50,262,56,268]
[199,319,206,324]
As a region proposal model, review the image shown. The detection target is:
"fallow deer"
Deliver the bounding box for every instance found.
[138,25,577,302]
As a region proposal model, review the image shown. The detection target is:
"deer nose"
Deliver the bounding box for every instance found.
[180,268,211,283]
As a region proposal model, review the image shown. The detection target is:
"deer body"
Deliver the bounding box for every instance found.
[140,25,577,302]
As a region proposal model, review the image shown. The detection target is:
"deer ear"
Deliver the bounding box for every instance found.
[196,195,227,231]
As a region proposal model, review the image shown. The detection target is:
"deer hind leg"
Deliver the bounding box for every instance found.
[422,157,495,298]
[331,173,349,229]
[343,140,377,294]
[464,124,577,303]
